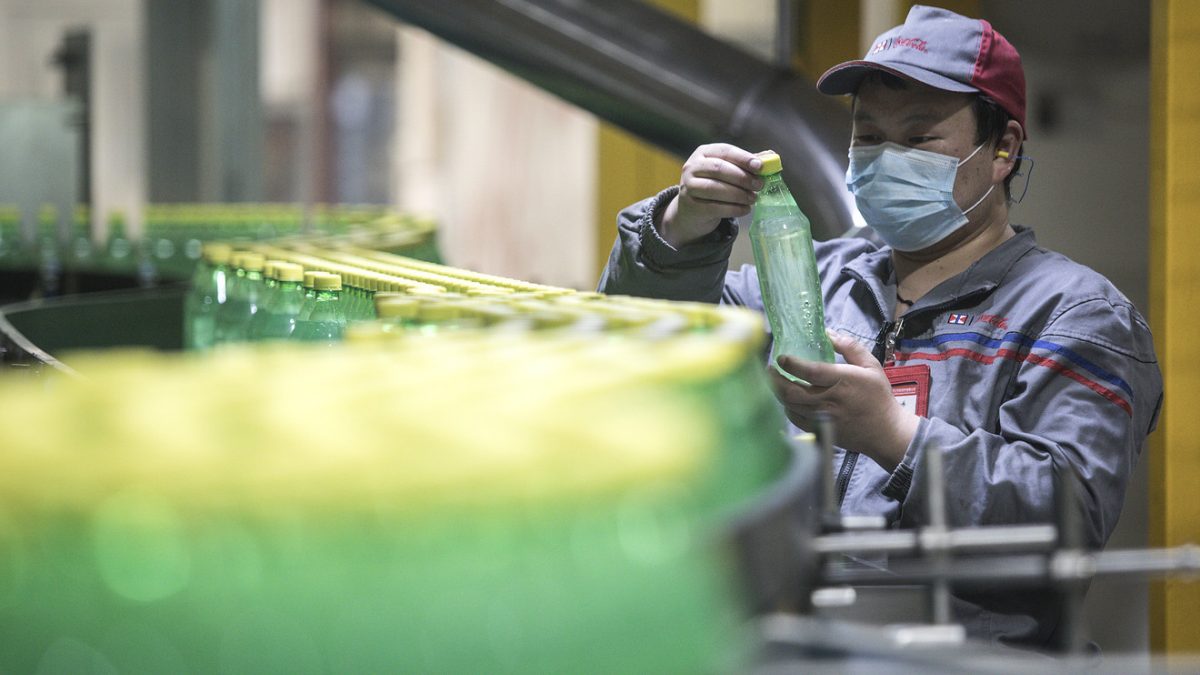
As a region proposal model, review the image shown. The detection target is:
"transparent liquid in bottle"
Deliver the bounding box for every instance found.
[749,154,835,382]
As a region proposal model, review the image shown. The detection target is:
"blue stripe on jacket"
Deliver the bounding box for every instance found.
[897,331,1134,398]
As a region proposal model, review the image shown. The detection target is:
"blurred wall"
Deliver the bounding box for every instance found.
[0,0,145,240]
[392,25,598,289]
[148,0,263,204]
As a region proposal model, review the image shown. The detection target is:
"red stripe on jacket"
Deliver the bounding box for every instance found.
[894,347,1134,416]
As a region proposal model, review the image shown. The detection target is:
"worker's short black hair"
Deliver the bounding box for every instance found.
[853,70,1024,201]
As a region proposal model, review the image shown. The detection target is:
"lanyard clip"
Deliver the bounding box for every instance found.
[882,318,905,364]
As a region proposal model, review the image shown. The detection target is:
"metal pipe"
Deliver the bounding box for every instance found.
[774,0,796,70]
[1053,465,1087,654]
[363,0,858,240]
[814,413,838,526]
[922,445,952,624]
[821,545,1200,588]
[813,524,1058,556]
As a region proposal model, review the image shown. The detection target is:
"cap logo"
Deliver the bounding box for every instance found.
[869,36,929,55]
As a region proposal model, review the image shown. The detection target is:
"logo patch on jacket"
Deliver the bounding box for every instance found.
[979,313,1009,330]
[947,313,971,325]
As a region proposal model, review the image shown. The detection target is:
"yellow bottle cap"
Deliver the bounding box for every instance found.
[203,243,232,265]
[263,260,281,280]
[241,253,266,272]
[276,262,304,283]
[411,284,446,295]
[418,304,460,322]
[38,204,57,225]
[313,272,343,291]
[755,150,782,176]
[376,297,420,319]
[464,287,508,297]
[471,305,521,325]
[303,271,320,288]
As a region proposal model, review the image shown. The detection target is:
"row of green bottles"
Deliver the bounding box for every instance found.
[340,275,379,323]
[184,250,351,348]
[0,207,96,273]
[0,204,302,282]
[0,202,443,290]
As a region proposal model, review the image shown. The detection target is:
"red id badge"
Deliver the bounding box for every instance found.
[884,364,931,417]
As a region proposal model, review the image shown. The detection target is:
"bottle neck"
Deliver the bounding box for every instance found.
[760,172,786,196]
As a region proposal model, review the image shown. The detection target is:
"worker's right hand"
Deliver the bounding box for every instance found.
[658,144,764,248]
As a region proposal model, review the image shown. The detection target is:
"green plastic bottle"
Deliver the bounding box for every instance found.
[0,205,20,269]
[295,270,321,323]
[103,212,134,274]
[248,262,306,341]
[34,206,63,295]
[147,213,179,278]
[376,296,421,332]
[292,272,347,344]
[748,150,834,380]
[341,271,364,322]
[243,260,280,339]
[261,260,282,307]
[349,273,378,322]
[184,243,232,350]
[215,251,265,344]
[67,207,95,272]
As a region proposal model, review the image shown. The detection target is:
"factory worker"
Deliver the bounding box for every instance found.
[599,4,1163,650]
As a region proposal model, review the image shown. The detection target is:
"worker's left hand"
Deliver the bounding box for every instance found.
[768,331,920,472]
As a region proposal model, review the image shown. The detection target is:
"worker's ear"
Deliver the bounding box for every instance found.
[992,120,1023,184]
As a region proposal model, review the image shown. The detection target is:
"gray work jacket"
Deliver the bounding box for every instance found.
[599,186,1164,650]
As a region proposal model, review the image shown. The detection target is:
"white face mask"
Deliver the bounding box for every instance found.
[846,141,995,252]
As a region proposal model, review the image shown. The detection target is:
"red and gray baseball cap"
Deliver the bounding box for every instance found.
[816,5,1026,130]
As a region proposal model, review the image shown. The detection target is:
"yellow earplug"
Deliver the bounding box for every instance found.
[996,150,1011,159]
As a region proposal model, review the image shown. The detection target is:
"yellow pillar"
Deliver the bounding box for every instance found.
[594,0,699,277]
[1149,0,1200,654]
[796,2,861,77]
